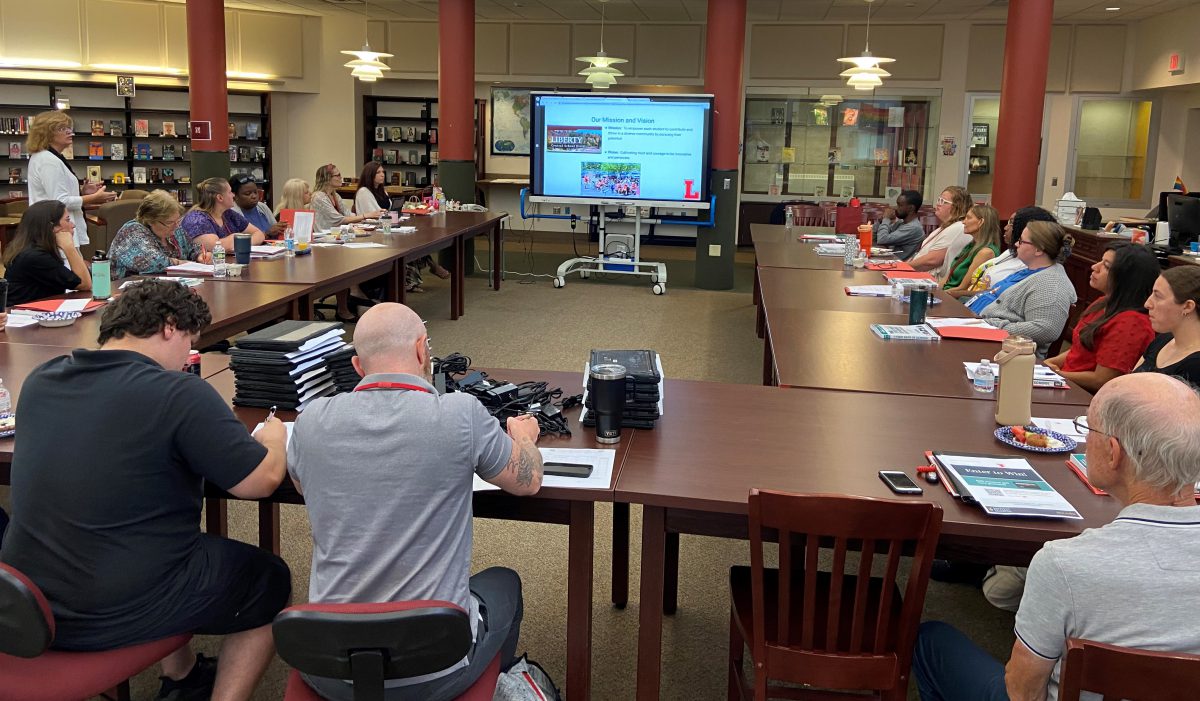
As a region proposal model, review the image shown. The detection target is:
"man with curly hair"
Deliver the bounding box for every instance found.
[0,279,291,701]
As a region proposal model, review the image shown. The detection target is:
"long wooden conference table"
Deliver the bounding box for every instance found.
[0,213,1118,700]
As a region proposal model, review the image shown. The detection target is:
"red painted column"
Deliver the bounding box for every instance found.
[695,0,746,290]
[992,0,1053,217]
[438,0,474,164]
[703,0,746,172]
[185,0,230,187]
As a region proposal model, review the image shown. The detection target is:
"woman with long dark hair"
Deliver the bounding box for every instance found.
[1134,266,1200,386]
[353,162,449,292]
[1044,243,1160,392]
[3,199,92,306]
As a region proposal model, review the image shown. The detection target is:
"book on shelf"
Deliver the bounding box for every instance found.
[1,116,33,135]
[112,172,126,184]
[407,149,417,164]
[389,127,403,142]
[8,167,20,184]
[254,146,266,162]
[390,172,400,186]
[61,144,73,159]
[161,121,176,137]
[86,165,102,183]
[385,150,398,165]
[430,151,438,165]
[228,145,238,160]
[371,148,384,163]
[246,123,259,140]
[228,122,238,139]
[162,144,176,161]
[149,167,160,182]
[90,119,104,136]
[179,175,190,184]
[109,119,123,136]
[110,143,124,160]
[135,143,152,160]
[406,126,417,141]
[134,119,149,137]
[162,168,175,184]
[88,142,104,160]
[7,142,20,159]
[429,127,437,144]
[374,126,386,141]
[238,146,251,162]
[133,167,147,184]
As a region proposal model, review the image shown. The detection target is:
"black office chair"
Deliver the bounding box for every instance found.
[273,600,501,701]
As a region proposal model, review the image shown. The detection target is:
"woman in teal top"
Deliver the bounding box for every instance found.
[943,204,1002,296]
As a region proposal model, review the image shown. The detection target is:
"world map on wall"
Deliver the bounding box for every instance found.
[491,87,531,155]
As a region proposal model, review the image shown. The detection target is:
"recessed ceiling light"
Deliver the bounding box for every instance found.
[1105,6,1120,10]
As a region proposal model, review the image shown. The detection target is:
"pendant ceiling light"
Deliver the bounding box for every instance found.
[575,0,627,89]
[837,0,894,91]
[341,0,393,83]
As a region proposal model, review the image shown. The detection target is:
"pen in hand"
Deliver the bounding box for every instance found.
[267,405,277,422]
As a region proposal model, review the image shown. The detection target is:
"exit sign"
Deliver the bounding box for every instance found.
[1169,52,1186,74]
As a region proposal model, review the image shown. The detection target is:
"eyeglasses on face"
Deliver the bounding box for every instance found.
[1013,239,1034,248]
[1073,415,1114,441]
[936,197,952,206]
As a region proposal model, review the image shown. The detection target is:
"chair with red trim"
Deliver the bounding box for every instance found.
[274,600,502,701]
[0,562,192,701]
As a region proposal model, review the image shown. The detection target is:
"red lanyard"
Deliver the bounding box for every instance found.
[354,382,431,393]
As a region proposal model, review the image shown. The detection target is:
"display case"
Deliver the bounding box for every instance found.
[741,95,937,200]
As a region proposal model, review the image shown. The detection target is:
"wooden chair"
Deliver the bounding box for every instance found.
[1047,302,1081,359]
[786,205,827,227]
[1059,638,1200,701]
[918,212,941,235]
[728,490,943,701]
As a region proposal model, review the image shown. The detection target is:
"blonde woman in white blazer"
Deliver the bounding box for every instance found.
[26,110,116,249]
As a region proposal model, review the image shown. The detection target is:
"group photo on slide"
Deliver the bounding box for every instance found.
[581,162,642,197]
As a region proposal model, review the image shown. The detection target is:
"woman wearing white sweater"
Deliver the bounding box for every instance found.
[909,185,972,280]
[26,110,116,249]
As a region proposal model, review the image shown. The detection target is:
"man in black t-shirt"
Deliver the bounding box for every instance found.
[0,280,291,701]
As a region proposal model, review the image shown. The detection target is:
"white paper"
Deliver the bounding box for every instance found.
[286,329,346,358]
[342,242,386,249]
[282,338,347,364]
[56,298,90,313]
[963,362,1068,388]
[927,317,1001,330]
[1031,417,1087,442]
[845,285,894,297]
[292,211,315,244]
[166,261,215,275]
[121,277,204,289]
[311,242,340,247]
[473,447,617,492]
[4,315,39,328]
[250,245,284,258]
[254,420,295,443]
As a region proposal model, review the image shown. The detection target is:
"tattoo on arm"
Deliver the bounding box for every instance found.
[510,438,543,488]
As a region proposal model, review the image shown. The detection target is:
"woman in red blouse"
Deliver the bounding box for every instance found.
[1044,242,1160,392]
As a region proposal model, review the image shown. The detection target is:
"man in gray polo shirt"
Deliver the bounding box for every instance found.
[873,189,926,260]
[912,372,1200,701]
[287,303,545,701]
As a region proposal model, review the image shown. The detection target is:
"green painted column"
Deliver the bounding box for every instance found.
[191,150,231,196]
[437,160,477,274]
[695,169,738,290]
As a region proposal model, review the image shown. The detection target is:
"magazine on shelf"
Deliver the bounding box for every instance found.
[134,119,149,137]
[374,126,386,141]
[162,168,175,184]
[135,143,152,160]
[7,167,20,184]
[133,167,147,184]
[389,127,403,142]
[7,142,19,159]
[88,142,104,160]
[162,144,176,161]
[110,143,125,160]
[90,119,104,136]
[931,452,1082,519]
[162,121,176,137]
[109,120,123,136]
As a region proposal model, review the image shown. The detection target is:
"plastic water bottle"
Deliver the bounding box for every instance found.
[213,243,227,278]
[784,207,794,231]
[284,226,296,257]
[843,237,857,268]
[973,359,996,393]
[0,379,12,413]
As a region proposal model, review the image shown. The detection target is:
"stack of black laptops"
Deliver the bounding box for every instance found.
[323,344,361,393]
[582,349,663,430]
[229,321,347,411]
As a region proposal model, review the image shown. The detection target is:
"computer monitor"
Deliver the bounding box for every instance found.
[1167,193,1200,249]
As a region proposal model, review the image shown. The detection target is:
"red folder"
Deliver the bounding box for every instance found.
[883,271,936,282]
[15,299,105,313]
[278,209,311,227]
[933,326,1009,342]
[1066,459,1108,496]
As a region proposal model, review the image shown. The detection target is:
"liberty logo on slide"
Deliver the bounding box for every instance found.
[683,179,701,200]
[546,126,602,153]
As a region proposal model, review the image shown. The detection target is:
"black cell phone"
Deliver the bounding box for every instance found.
[544,462,593,478]
[879,470,923,495]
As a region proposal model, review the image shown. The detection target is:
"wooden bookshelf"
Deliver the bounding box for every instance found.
[361,96,485,190]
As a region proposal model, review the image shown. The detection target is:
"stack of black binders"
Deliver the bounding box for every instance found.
[582,349,663,430]
[229,321,347,411]
[323,344,361,393]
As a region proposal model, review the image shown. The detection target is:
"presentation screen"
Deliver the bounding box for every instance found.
[529,92,713,206]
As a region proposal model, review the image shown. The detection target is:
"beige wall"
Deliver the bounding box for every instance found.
[1131,5,1200,90]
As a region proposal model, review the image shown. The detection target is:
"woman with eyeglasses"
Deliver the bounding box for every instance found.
[967,220,1077,358]
[941,204,1001,296]
[26,110,117,251]
[312,164,385,231]
[1043,243,1159,392]
[909,186,973,279]
[1134,266,1200,385]
[962,206,1058,299]
[109,190,212,278]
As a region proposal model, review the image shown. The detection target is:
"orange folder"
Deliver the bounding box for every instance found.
[883,271,936,282]
[867,261,914,271]
[15,299,105,313]
[933,326,1009,342]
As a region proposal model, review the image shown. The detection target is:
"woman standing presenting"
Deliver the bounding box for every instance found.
[26,110,116,249]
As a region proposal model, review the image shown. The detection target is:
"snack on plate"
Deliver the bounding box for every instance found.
[0,415,15,432]
[1007,425,1061,449]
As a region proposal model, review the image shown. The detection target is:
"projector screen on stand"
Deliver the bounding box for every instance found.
[529,92,713,208]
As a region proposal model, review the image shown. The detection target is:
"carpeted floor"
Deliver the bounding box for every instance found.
[9,229,1016,699]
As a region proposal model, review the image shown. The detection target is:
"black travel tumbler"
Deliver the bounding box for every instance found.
[908,285,930,325]
[590,363,627,444]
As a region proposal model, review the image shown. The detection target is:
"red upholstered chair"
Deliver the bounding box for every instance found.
[0,562,192,701]
[728,490,943,701]
[274,601,502,701]
[1059,638,1200,701]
